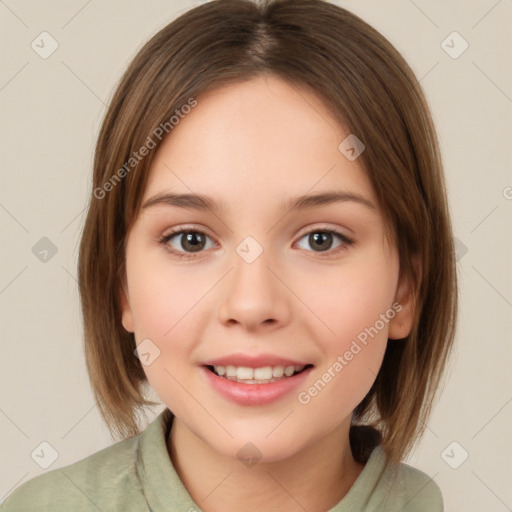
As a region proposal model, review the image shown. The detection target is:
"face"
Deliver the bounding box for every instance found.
[120,74,414,462]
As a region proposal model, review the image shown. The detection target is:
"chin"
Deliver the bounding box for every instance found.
[195,418,313,464]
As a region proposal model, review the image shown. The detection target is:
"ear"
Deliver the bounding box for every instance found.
[388,254,421,340]
[118,277,135,333]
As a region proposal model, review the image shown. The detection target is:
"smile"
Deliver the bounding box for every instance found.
[202,364,314,406]
[207,364,311,384]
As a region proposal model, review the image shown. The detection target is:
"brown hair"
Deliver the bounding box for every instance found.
[78,0,458,464]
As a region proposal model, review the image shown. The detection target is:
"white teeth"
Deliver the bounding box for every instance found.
[236,367,253,380]
[225,365,237,377]
[272,366,284,378]
[253,366,272,380]
[284,365,295,377]
[211,364,308,383]
[214,365,226,376]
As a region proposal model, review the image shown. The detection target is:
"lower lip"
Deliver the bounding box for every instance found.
[201,366,313,406]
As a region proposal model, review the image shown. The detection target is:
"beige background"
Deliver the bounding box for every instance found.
[1,0,511,509]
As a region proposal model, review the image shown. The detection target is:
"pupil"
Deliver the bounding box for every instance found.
[183,232,205,252]
[310,232,332,252]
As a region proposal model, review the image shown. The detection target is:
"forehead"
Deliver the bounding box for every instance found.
[143,74,378,213]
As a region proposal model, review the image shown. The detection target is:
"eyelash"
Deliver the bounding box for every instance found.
[158,226,354,260]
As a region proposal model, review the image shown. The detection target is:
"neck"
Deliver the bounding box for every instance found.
[167,417,365,512]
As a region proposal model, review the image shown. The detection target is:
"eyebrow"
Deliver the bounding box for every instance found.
[141,190,376,214]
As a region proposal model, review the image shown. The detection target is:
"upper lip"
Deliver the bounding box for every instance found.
[202,353,312,368]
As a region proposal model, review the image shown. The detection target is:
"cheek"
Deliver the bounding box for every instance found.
[125,252,215,400]
[308,253,398,345]
[126,249,207,340]
[301,253,398,402]
[125,255,203,410]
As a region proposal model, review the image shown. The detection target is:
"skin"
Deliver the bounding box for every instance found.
[120,74,415,512]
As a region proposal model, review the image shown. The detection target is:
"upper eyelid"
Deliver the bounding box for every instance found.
[162,224,217,242]
[162,222,350,235]
[296,224,349,237]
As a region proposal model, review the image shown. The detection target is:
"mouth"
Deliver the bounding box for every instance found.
[202,362,314,406]
[205,364,314,384]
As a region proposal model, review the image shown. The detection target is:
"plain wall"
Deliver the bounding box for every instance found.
[1,0,511,509]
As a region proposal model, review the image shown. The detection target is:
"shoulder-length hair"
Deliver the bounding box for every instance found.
[78,0,458,464]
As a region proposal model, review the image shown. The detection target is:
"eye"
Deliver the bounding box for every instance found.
[159,226,354,260]
[295,228,354,256]
[159,229,216,259]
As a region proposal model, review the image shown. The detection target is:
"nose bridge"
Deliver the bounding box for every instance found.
[216,234,289,329]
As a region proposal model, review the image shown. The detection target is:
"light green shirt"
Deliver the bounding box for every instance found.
[1,409,443,511]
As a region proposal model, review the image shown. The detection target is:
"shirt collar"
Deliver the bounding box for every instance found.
[137,408,199,510]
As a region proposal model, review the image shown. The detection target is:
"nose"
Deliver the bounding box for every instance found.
[216,245,291,332]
